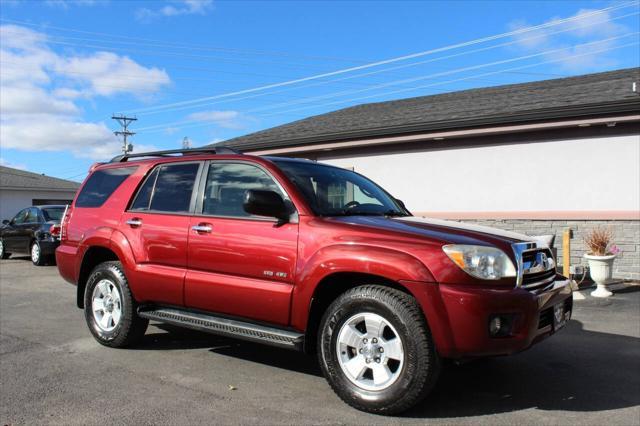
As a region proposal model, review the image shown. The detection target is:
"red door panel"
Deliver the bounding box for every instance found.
[185,216,298,325]
[120,212,190,305]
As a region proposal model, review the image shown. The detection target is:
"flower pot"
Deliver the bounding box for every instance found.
[584,253,617,298]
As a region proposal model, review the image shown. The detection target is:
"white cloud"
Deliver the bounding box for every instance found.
[0,157,28,171]
[137,0,213,21]
[0,24,171,161]
[55,52,170,97]
[186,110,245,129]
[508,8,631,71]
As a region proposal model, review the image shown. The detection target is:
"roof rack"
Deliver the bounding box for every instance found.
[110,147,241,163]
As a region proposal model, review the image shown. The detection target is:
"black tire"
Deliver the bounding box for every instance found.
[0,239,10,259]
[84,261,148,348]
[318,285,440,415]
[30,241,46,266]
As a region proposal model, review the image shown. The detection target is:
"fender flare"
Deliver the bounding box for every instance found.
[290,244,435,330]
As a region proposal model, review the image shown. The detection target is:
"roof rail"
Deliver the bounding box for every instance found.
[110,147,241,163]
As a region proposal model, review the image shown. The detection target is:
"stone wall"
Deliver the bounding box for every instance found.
[453,219,640,281]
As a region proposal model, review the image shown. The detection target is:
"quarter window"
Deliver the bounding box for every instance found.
[75,167,137,208]
[130,163,200,213]
[202,162,286,218]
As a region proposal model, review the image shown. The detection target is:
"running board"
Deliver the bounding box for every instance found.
[138,307,304,351]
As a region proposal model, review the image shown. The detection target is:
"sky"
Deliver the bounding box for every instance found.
[0,0,638,182]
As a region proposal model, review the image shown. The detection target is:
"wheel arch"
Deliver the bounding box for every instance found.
[77,246,120,308]
[302,272,412,354]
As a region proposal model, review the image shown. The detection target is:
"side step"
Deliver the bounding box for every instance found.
[138,307,304,351]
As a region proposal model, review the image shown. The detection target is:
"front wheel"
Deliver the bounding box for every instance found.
[318,285,440,415]
[84,261,148,348]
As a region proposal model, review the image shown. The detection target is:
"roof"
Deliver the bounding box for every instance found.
[215,67,640,152]
[0,166,81,192]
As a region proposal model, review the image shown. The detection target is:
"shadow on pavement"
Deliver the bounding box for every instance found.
[139,323,322,376]
[137,320,639,418]
[406,320,640,418]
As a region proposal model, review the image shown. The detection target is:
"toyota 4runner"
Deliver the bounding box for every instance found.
[56,148,572,414]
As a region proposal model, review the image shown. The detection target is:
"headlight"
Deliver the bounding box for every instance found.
[442,244,516,280]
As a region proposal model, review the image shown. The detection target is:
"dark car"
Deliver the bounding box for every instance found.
[1,205,66,266]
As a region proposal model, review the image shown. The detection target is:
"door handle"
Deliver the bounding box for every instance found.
[191,224,212,233]
[126,218,142,228]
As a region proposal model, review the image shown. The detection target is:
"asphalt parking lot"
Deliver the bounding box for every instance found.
[1,258,639,425]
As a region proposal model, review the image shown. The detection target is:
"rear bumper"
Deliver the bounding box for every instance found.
[403,276,572,358]
[55,244,78,285]
[38,238,59,256]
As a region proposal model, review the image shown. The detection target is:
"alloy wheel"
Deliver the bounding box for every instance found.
[92,279,123,332]
[336,312,405,391]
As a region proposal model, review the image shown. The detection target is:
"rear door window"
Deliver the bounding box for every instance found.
[75,167,137,208]
[130,163,200,213]
[26,208,40,223]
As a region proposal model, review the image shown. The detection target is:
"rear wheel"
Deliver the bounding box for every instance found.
[318,285,440,415]
[0,239,10,259]
[84,261,148,347]
[31,241,46,266]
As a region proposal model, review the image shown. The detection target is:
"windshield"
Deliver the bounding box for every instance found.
[41,207,65,222]
[274,160,408,217]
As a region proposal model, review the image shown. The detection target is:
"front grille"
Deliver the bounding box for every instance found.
[521,248,556,293]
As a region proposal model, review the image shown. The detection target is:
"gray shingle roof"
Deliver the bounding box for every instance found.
[0,166,81,191]
[215,67,640,152]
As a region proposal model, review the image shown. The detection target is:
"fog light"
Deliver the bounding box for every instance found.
[489,317,502,336]
[489,314,514,337]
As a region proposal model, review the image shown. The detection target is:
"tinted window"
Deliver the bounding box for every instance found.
[11,209,28,225]
[41,207,65,222]
[274,160,406,217]
[203,163,285,218]
[130,168,159,211]
[26,208,40,223]
[75,167,137,208]
[130,163,199,213]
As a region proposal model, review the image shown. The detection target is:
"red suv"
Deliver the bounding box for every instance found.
[56,148,572,414]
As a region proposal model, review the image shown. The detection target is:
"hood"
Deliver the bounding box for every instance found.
[326,215,539,248]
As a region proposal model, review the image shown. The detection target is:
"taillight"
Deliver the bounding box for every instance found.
[60,205,71,242]
[50,224,61,238]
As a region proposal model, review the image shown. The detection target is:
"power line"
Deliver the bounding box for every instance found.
[260,41,640,118]
[136,41,638,136]
[136,11,639,118]
[2,7,635,112]
[121,2,639,116]
[0,17,371,64]
[134,34,637,132]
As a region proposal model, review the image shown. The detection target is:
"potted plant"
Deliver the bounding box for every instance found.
[584,227,621,298]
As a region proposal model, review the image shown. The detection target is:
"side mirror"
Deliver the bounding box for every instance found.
[2,220,9,225]
[243,190,290,223]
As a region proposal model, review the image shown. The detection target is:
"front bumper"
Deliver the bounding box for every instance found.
[403,276,573,358]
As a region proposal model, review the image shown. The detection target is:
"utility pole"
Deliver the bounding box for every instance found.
[182,136,192,149]
[111,114,137,155]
